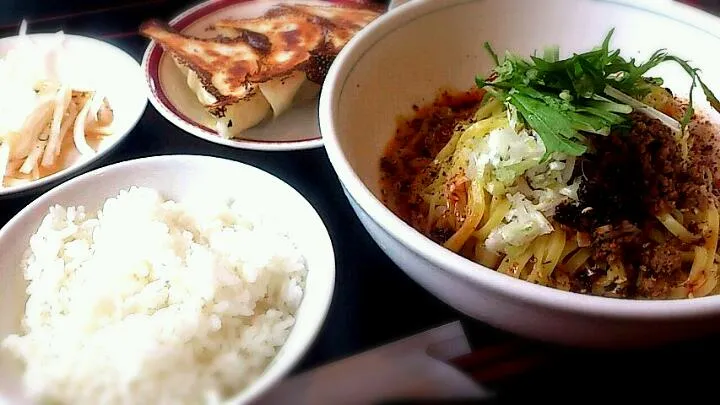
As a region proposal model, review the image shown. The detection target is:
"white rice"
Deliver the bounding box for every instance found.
[1,186,307,405]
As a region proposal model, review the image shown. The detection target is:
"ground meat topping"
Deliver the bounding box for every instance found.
[554,112,696,230]
[554,112,717,298]
[555,112,715,226]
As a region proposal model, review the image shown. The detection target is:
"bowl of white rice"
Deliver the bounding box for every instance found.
[0,154,335,405]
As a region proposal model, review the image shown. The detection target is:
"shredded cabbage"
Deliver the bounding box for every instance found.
[443,106,580,254]
[422,97,581,254]
[485,192,554,253]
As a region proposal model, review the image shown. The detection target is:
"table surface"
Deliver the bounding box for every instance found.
[3,0,720,402]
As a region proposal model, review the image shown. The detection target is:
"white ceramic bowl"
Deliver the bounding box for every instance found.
[320,0,720,347]
[0,33,147,198]
[0,155,335,404]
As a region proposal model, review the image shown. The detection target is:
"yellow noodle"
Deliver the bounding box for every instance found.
[460,238,477,259]
[543,229,567,280]
[526,231,566,284]
[688,247,709,285]
[677,205,720,298]
[703,205,719,269]
[498,247,534,278]
[670,286,689,299]
[563,248,592,274]
[422,115,506,218]
[657,212,698,243]
[599,262,627,288]
[681,251,696,262]
[648,227,667,244]
[526,235,550,283]
[712,265,720,296]
[473,198,511,241]
[481,193,499,226]
[559,237,578,262]
[496,255,513,275]
[474,97,503,121]
[444,184,486,252]
[672,246,708,298]
[425,202,438,235]
[672,208,684,223]
[475,244,501,268]
[456,114,507,148]
[613,262,628,284]
[433,130,463,164]
[694,265,718,298]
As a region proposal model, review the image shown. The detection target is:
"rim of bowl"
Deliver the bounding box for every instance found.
[320,0,720,320]
[0,33,147,197]
[140,0,380,152]
[0,154,336,404]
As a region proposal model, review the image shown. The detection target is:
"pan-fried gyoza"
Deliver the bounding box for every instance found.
[140,3,382,138]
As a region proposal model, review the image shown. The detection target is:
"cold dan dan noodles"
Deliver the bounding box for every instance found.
[380,30,720,299]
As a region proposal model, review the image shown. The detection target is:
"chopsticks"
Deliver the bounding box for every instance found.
[377,339,552,405]
[448,339,552,385]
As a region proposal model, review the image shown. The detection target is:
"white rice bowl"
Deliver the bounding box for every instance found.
[2,185,308,405]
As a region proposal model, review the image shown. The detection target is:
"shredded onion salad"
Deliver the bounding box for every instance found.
[0,21,114,188]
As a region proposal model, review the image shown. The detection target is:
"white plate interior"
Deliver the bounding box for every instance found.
[0,34,147,196]
[150,0,338,149]
[0,155,335,404]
